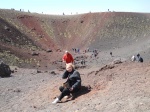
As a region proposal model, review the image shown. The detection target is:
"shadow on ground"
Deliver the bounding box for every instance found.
[63,85,91,103]
[73,85,91,98]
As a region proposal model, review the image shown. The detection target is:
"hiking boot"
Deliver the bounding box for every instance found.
[52,98,60,104]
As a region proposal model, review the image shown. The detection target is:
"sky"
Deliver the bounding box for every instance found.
[0,0,150,15]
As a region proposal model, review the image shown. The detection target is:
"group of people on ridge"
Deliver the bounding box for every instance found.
[131,53,143,62]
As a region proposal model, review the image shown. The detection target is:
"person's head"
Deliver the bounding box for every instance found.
[137,53,140,57]
[65,50,69,54]
[66,63,74,72]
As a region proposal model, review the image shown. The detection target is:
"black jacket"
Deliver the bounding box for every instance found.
[62,69,81,89]
[138,57,143,62]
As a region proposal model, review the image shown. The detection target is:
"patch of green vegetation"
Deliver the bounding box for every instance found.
[0,51,23,66]
[42,21,55,39]
[98,14,150,39]
[0,51,38,67]
[0,18,40,51]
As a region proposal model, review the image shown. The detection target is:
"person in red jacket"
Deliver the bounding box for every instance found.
[62,51,74,64]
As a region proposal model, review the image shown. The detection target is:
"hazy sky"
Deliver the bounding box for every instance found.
[1,0,150,15]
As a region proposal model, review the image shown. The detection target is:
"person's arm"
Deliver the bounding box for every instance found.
[62,59,65,62]
[62,55,66,62]
[70,71,81,90]
[62,70,68,79]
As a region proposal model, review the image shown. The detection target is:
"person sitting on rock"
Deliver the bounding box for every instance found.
[52,63,81,104]
[62,51,74,64]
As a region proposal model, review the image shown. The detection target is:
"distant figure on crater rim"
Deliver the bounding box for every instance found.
[110,52,112,57]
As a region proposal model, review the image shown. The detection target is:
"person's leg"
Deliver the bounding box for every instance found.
[70,88,81,100]
[52,87,70,104]
[58,88,70,101]
[71,88,80,93]
[59,86,64,92]
[52,86,64,104]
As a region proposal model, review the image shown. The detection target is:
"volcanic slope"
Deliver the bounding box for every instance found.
[1,9,150,112]
[1,62,150,112]
[0,9,150,68]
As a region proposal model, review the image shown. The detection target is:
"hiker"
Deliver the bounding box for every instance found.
[137,53,143,63]
[77,48,80,53]
[93,49,98,58]
[62,51,74,64]
[52,63,82,104]
[81,59,85,66]
[74,48,76,53]
[131,55,136,61]
[110,52,112,57]
[72,48,74,52]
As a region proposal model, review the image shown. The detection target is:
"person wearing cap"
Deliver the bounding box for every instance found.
[62,51,74,64]
[52,63,81,104]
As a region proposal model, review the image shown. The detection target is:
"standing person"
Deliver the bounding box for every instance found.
[94,49,98,58]
[110,52,112,57]
[62,51,74,64]
[81,59,85,66]
[52,63,82,104]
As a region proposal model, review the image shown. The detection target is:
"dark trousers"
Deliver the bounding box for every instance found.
[58,86,80,100]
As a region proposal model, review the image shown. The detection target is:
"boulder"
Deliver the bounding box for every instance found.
[31,52,39,56]
[46,49,52,52]
[0,62,11,78]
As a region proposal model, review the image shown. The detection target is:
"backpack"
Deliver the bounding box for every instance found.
[63,79,71,89]
[0,62,11,77]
